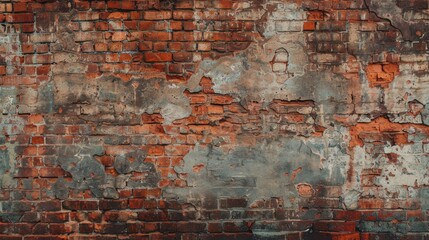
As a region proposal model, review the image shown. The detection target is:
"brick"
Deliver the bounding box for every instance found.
[74,12,99,21]
[173,10,194,20]
[63,200,98,210]
[99,200,127,210]
[79,222,94,233]
[176,222,206,232]
[36,201,61,211]
[382,63,399,73]
[303,21,316,31]
[143,11,171,20]
[94,42,108,52]
[75,32,104,42]
[111,32,127,41]
[6,13,33,23]
[142,32,171,41]
[107,12,128,19]
[173,52,193,62]
[15,168,38,177]
[304,232,360,240]
[41,212,69,223]
[313,221,356,232]
[137,210,168,221]
[145,52,172,62]
[0,66,6,76]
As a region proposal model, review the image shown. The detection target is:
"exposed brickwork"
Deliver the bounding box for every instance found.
[0,0,429,239]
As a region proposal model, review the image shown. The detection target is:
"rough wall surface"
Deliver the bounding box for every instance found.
[0,0,428,239]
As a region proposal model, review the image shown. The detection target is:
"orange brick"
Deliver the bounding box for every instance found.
[367,64,383,73]
[303,21,316,31]
[208,105,224,114]
[111,31,127,41]
[382,63,399,73]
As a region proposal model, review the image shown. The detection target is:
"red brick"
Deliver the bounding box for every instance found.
[173,10,194,20]
[41,212,69,223]
[63,200,98,210]
[36,201,61,211]
[174,32,198,41]
[307,11,324,20]
[99,200,127,210]
[75,12,99,21]
[129,199,145,209]
[133,188,162,198]
[211,95,234,104]
[145,52,172,62]
[142,32,171,41]
[107,12,128,19]
[313,221,356,232]
[15,168,38,177]
[214,0,233,9]
[0,66,6,76]
[111,31,127,41]
[143,11,171,20]
[6,13,34,23]
[79,222,94,234]
[173,52,193,62]
[124,20,138,30]
[21,23,34,33]
[94,42,108,52]
[13,3,27,12]
[95,22,108,31]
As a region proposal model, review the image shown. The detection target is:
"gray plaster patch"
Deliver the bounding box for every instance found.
[114,151,153,174]
[170,127,349,207]
[384,73,429,115]
[0,142,17,189]
[340,190,361,210]
[0,116,22,190]
[52,74,192,124]
[52,146,160,199]
[422,103,429,125]
[419,188,429,210]
[365,0,429,41]
[0,87,16,114]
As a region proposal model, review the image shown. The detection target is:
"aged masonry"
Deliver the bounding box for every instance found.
[0,0,429,239]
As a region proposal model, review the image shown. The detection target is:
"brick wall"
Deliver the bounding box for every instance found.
[0,0,429,239]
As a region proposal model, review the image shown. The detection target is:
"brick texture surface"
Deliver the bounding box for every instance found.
[0,0,429,239]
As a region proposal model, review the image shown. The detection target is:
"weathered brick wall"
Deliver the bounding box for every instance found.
[0,0,428,239]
